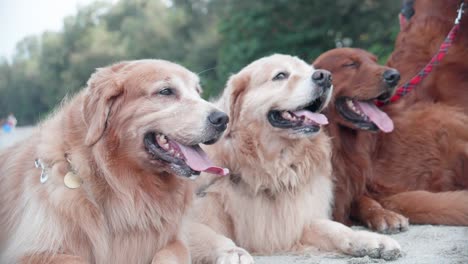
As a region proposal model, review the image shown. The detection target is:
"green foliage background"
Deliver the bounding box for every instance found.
[0,0,400,125]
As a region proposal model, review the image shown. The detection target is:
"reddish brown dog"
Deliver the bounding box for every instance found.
[387,0,468,113]
[314,48,468,233]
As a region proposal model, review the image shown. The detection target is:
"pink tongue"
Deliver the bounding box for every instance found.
[293,110,329,125]
[356,101,394,133]
[174,143,229,176]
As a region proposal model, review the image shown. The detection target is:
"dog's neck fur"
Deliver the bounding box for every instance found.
[206,124,332,197]
[324,107,379,224]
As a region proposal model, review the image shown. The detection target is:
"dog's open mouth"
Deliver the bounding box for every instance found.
[267,97,328,134]
[144,132,229,177]
[336,96,394,133]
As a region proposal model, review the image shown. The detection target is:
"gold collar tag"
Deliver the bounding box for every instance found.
[64,171,82,189]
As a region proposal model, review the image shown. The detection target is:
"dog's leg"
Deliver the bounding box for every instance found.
[189,188,253,264]
[188,222,254,264]
[380,190,468,225]
[19,254,87,264]
[152,239,190,264]
[301,219,401,260]
[353,195,409,234]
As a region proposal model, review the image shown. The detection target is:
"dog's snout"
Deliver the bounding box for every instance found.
[208,111,229,132]
[383,69,400,87]
[312,70,332,88]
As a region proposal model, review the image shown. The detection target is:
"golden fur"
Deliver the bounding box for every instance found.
[0,60,226,264]
[188,54,402,263]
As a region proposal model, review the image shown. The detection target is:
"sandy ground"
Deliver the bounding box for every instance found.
[254,226,468,264]
[1,127,467,263]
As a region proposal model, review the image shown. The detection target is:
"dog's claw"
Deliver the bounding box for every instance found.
[216,247,254,264]
[347,231,402,260]
[366,208,409,234]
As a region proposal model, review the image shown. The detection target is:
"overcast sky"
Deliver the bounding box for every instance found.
[0,0,102,59]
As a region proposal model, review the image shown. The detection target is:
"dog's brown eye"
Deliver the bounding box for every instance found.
[159,88,174,96]
[273,72,289,81]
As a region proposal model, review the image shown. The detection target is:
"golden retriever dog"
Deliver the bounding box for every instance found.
[0,60,229,264]
[313,48,468,234]
[387,0,468,113]
[188,54,402,263]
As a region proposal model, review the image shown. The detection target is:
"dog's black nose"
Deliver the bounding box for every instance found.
[383,69,400,87]
[208,111,229,132]
[312,69,332,88]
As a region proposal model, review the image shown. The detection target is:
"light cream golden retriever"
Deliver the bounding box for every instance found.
[0,60,229,264]
[188,54,402,263]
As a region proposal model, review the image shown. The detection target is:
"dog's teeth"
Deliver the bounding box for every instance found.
[160,136,167,144]
[282,111,292,120]
[163,143,169,150]
[354,105,364,116]
[347,99,364,115]
[168,149,174,155]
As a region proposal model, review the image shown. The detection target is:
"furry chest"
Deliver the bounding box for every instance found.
[226,190,324,253]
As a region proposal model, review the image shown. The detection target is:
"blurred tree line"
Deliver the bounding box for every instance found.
[0,0,400,125]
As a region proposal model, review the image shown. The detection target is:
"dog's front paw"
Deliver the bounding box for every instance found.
[366,208,409,234]
[215,246,254,264]
[347,231,402,260]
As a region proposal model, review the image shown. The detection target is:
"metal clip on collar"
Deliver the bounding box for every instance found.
[35,158,48,184]
[455,2,465,25]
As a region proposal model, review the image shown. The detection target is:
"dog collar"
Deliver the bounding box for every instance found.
[64,154,82,189]
[34,154,83,189]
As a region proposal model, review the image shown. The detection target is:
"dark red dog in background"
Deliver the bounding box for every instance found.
[314,48,468,233]
[387,0,468,113]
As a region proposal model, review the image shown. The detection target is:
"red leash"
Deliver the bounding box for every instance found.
[377,2,465,106]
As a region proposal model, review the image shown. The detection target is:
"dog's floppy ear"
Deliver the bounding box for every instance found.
[82,62,128,146]
[224,71,250,137]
